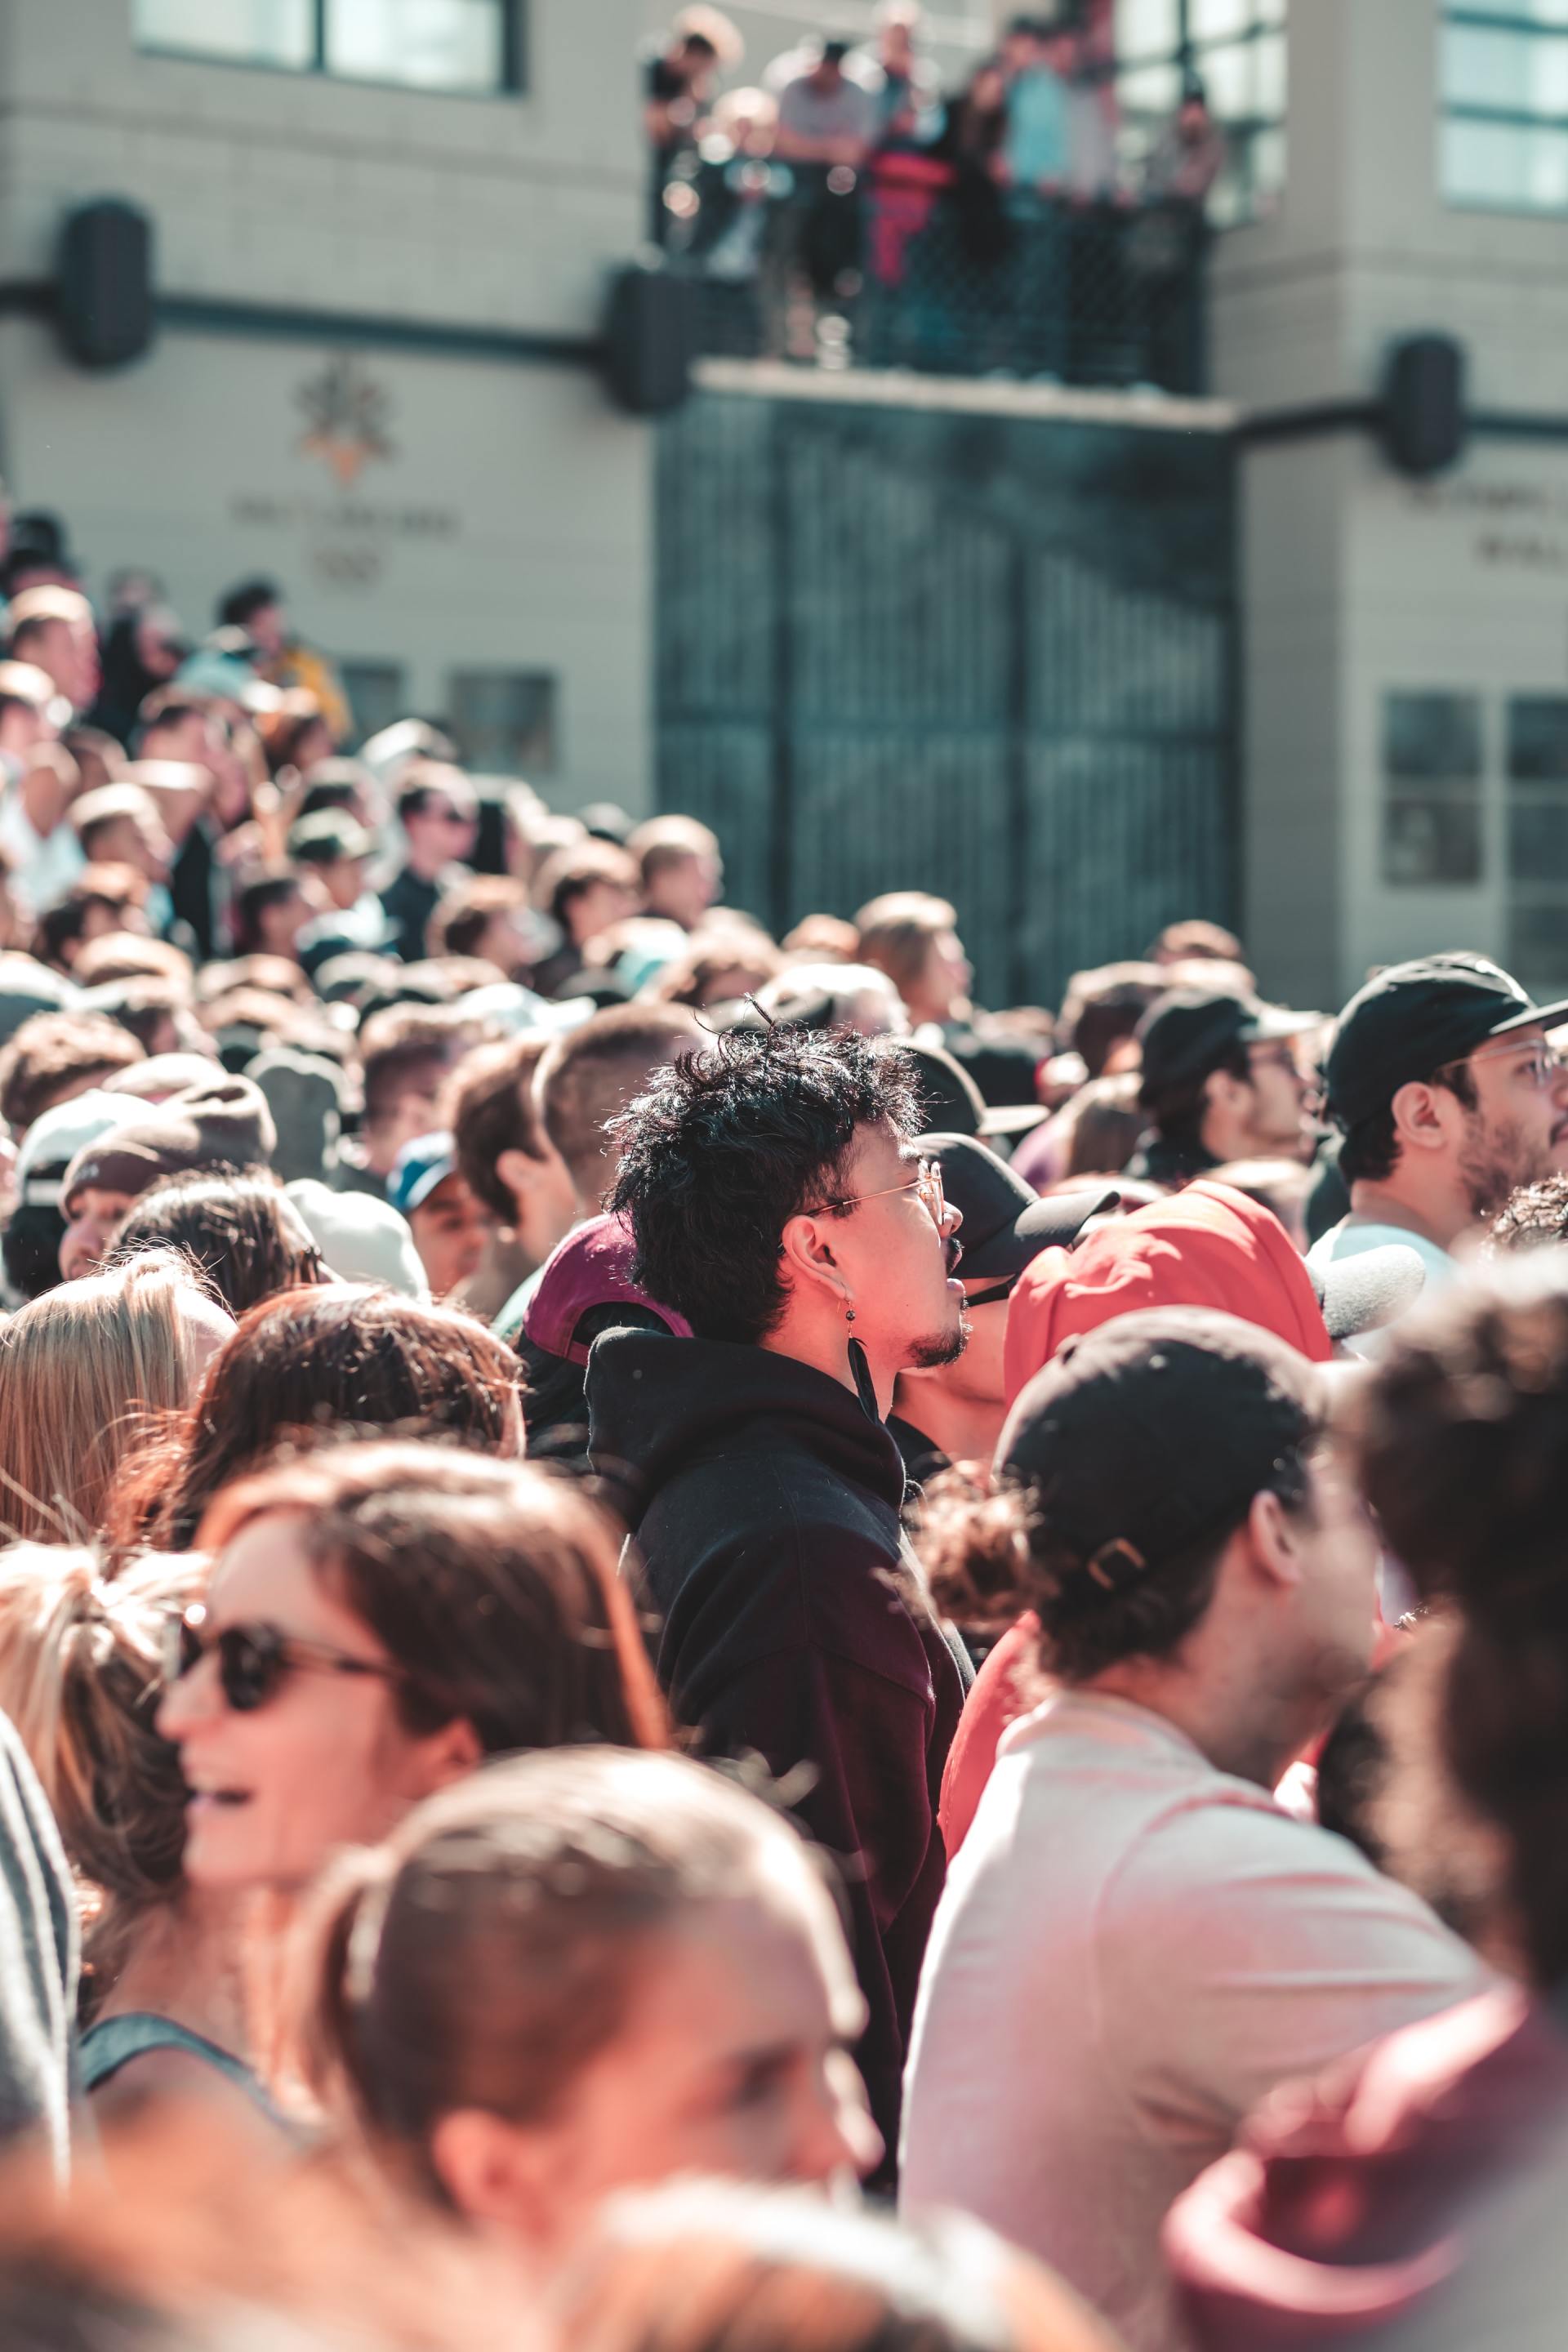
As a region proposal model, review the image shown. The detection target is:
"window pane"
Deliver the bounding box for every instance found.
[1115,61,1183,118]
[448,670,556,774]
[340,662,408,750]
[1385,691,1483,777]
[1509,696,1568,777]
[1383,792,1482,885]
[1114,0,1180,61]
[1462,0,1568,22]
[327,0,506,91]
[1254,29,1288,114]
[133,0,314,66]
[1509,900,1568,996]
[1190,0,1256,38]
[1201,40,1261,121]
[1509,796,1568,878]
[1443,25,1568,114]
[1444,114,1568,204]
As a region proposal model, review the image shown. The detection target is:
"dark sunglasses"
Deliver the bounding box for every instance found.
[162,1604,401,1715]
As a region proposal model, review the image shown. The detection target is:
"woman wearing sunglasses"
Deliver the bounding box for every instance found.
[0,1446,667,2119]
[158,1442,670,1911]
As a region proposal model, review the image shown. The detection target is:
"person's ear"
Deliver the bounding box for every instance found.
[428,2109,564,2242]
[777,1211,853,1312]
[412,1715,483,1799]
[1245,1486,1307,1596]
[496,1147,546,1216]
[1388,1078,1459,1154]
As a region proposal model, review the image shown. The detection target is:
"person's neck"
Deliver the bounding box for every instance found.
[1345,1174,1470,1254]
[1080,1641,1315,1793]
[93,1889,252,2059]
[760,1312,899,1419]
[403,842,445,885]
[891,1376,1001,1467]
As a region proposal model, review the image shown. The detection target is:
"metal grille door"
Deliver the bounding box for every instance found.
[656,381,1236,1009]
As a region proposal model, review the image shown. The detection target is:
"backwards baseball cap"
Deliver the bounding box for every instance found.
[13,1090,143,1212]
[1137,990,1318,1106]
[997,1306,1324,1601]
[1325,953,1568,1129]
[60,1076,277,1213]
[523,1213,693,1367]
[916,1133,1116,1283]
[1003,1178,1425,1401]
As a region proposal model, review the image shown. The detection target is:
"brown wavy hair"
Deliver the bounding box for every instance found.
[197,1444,669,1762]
[111,1285,523,1553]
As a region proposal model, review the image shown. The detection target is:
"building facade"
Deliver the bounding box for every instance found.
[1217,0,1568,1007]
[4,3,1568,1007]
[0,0,655,807]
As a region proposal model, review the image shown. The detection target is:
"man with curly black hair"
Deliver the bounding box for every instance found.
[587,1022,971,2178]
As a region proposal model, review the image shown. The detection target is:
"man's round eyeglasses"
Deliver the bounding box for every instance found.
[1461,1040,1568,1089]
[806,1156,951,1229]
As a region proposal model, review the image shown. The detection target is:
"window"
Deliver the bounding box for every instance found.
[448,670,556,775]
[339,661,408,748]
[132,0,520,93]
[1508,694,1568,988]
[1442,2,1568,211]
[1382,691,1484,886]
[1112,0,1286,225]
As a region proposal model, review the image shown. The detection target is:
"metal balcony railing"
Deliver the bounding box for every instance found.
[660,156,1209,395]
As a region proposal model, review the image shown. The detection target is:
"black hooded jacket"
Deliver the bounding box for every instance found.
[586,1329,969,2172]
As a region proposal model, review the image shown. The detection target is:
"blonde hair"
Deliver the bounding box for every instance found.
[0,1544,196,2004]
[0,1250,203,1543]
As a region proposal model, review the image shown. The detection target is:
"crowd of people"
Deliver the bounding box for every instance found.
[2,516,1568,2350]
[645,6,1221,371]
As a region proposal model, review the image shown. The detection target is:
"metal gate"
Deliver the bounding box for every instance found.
[656,372,1237,1011]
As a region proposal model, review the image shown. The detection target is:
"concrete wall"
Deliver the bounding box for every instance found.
[1214,0,1568,1009]
[0,0,656,809]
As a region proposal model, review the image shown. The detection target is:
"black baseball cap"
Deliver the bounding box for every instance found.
[997,1306,1323,1600]
[1325,953,1568,1130]
[917,1133,1116,1282]
[1137,990,1318,1106]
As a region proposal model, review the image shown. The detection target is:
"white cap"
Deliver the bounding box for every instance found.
[15,1090,145,1210]
[285,1179,430,1303]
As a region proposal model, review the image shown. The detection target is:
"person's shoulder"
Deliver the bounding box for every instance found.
[1105,1773,1423,1924]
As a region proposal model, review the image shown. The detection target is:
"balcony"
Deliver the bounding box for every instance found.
[660,157,1209,396]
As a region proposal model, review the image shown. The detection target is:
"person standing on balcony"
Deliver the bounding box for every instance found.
[773,38,876,167]
[1144,75,1226,212]
[644,7,744,243]
[998,15,1071,197]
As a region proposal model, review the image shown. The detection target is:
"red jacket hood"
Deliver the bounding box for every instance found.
[1165,1986,1568,2349]
[1004,1179,1332,1405]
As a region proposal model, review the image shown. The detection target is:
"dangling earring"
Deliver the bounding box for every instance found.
[844,1305,880,1423]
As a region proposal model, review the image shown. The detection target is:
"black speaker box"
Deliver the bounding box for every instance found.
[604,265,697,416]
[1383,334,1466,478]
[56,199,155,370]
